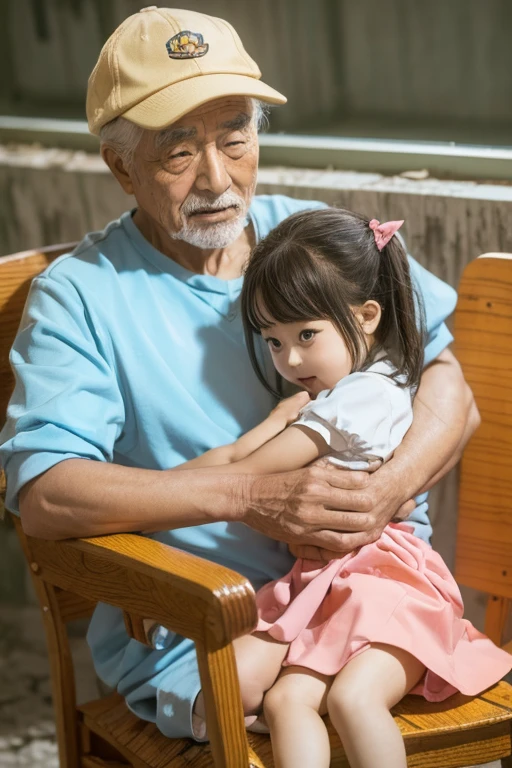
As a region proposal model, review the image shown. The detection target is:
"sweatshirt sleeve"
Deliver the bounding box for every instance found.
[0,272,125,514]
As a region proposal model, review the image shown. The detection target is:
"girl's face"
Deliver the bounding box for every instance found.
[261,319,354,396]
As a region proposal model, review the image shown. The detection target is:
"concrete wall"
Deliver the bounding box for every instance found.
[3,0,512,141]
[1,144,512,631]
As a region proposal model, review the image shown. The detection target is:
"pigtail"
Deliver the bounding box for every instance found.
[376,235,426,389]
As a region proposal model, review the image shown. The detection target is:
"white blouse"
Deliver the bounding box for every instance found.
[294,358,413,470]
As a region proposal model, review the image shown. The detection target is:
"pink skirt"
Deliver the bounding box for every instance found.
[255,524,511,702]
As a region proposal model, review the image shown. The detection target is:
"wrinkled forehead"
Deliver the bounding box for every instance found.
[171,95,254,133]
[141,95,256,155]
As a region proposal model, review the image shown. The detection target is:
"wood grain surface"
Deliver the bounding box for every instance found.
[454,255,512,645]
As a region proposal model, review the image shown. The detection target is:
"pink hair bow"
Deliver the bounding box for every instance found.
[369,218,404,251]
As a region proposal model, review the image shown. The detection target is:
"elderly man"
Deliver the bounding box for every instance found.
[0,7,477,740]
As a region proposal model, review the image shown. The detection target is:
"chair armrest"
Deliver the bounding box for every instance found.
[15,523,258,766]
[23,530,257,645]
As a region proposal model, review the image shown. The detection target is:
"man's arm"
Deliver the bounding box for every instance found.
[388,347,478,495]
[19,349,476,547]
[18,450,369,544]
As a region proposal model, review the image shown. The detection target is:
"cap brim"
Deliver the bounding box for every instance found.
[121,73,286,130]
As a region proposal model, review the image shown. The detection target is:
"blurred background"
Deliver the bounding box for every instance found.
[2,0,512,143]
[1,2,511,766]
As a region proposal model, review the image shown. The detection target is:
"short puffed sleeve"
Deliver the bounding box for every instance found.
[294,372,413,469]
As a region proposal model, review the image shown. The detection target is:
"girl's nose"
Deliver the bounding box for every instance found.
[287,347,302,367]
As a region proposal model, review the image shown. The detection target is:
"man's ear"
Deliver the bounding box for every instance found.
[101,145,135,195]
[354,300,382,335]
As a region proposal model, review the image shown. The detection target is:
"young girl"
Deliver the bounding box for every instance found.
[171,207,512,767]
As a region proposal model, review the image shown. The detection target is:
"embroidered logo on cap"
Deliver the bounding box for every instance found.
[166,31,209,59]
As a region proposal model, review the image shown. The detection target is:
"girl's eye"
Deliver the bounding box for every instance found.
[300,330,316,342]
[266,337,281,349]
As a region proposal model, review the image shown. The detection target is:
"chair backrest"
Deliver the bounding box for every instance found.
[454,254,512,644]
[0,244,76,424]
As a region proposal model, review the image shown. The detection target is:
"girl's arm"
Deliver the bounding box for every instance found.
[218,423,330,475]
[142,423,326,534]
[177,391,311,470]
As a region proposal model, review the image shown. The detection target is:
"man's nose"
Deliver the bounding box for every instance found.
[195,145,231,196]
[287,347,302,367]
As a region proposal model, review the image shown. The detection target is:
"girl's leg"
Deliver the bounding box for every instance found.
[327,643,425,768]
[263,666,332,768]
[194,632,288,735]
[234,632,289,715]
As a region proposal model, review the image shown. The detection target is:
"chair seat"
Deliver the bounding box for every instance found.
[78,682,512,768]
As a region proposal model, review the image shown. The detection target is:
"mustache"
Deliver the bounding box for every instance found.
[181,192,245,218]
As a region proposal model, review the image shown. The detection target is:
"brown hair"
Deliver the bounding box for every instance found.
[241,207,426,395]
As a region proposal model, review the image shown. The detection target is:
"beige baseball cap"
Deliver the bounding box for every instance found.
[87,6,286,135]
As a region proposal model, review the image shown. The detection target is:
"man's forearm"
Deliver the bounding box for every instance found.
[416,396,480,493]
[19,459,246,540]
[380,348,477,502]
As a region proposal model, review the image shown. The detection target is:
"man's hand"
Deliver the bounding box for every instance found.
[288,499,416,561]
[242,458,412,557]
[286,458,415,561]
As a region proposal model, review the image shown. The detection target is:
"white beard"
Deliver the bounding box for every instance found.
[171,214,247,249]
[171,191,248,249]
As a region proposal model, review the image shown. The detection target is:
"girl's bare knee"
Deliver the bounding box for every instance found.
[326,674,378,724]
[264,669,330,723]
[326,681,356,722]
[263,679,294,721]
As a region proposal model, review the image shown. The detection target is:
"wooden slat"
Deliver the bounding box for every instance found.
[55,587,96,623]
[123,612,152,646]
[79,682,512,768]
[454,255,512,601]
[80,695,203,768]
[405,728,511,768]
[394,683,512,734]
[196,640,250,768]
[31,578,81,768]
[82,757,130,768]
[481,682,512,709]
[485,596,511,645]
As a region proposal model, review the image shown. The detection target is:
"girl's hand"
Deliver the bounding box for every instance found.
[271,391,311,428]
[289,541,341,562]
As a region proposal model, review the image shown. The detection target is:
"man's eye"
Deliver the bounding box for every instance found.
[169,150,191,159]
[226,141,245,146]
[300,330,316,342]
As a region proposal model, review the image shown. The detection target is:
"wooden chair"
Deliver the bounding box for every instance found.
[0,244,511,768]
